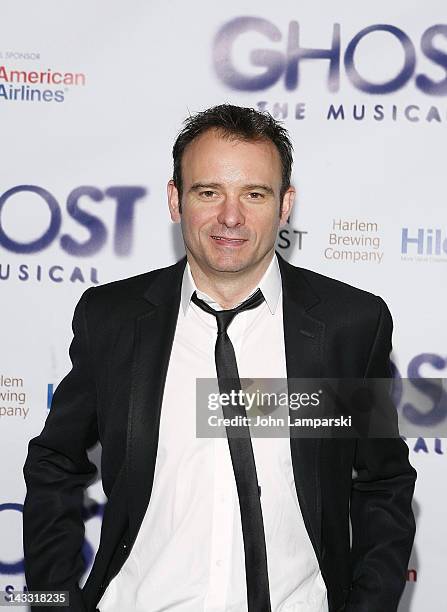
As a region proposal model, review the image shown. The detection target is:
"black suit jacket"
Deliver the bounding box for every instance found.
[23,252,416,612]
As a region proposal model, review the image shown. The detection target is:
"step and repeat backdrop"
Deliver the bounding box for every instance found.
[1,1,445,610]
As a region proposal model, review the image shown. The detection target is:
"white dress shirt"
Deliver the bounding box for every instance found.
[97,253,328,612]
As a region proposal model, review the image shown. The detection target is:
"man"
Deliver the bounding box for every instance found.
[23,104,416,612]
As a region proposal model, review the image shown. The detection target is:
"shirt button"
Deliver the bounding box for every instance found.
[216,560,223,567]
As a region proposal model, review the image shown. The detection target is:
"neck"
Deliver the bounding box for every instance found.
[187,249,275,309]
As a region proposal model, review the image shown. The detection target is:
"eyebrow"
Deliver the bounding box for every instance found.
[189,182,275,195]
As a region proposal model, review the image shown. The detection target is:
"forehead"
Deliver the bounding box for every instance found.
[181,128,282,186]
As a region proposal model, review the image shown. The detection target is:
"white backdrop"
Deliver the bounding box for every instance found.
[1,1,446,609]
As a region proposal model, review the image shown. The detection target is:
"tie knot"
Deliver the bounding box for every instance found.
[191,288,265,334]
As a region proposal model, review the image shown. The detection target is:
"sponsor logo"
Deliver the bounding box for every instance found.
[0,64,86,103]
[0,375,28,420]
[324,218,383,264]
[401,228,447,262]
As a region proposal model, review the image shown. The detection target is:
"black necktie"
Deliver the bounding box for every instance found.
[191,288,271,612]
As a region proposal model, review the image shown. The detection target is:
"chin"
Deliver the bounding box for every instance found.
[205,252,252,274]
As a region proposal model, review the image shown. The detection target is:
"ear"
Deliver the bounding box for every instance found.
[279,186,296,226]
[167,179,181,223]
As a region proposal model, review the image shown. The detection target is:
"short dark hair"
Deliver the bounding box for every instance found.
[172,104,293,210]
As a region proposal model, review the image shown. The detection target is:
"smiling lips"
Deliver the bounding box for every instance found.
[210,235,248,247]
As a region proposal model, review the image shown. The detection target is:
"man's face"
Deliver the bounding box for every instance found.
[168,128,294,275]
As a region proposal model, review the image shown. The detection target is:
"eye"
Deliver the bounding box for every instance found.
[199,190,216,198]
[248,192,263,199]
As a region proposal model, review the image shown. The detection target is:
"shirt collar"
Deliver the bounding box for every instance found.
[181,252,281,315]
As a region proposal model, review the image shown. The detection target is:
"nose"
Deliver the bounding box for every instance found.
[216,194,245,228]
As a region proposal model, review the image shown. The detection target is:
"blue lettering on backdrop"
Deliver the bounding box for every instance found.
[0,185,147,256]
[417,25,447,95]
[401,228,447,255]
[401,436,444,454]
[0,186,61,253]
[214,17,285,91]
[0,501,104,575]
[405,355,447,426]
[213,18,447,95]
[391,354,447,426]
[0,504,23,574]
[47,384,53,410]
[284,21,340,92]
[344,25,415,94]
[60,187,107,257]
[107,186,146,256]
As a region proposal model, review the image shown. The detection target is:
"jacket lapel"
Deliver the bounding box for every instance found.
[126,257,186,546]
[277,252,325,563]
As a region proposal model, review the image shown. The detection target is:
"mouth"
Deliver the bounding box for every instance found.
[210,235,248,247]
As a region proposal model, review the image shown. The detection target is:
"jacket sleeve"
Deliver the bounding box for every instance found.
[23,288,99,612]
[346,297,417,612]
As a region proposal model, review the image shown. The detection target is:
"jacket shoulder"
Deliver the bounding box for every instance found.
[86,258,184,306]
[78,258,185,331]
[282,259,388,323]
[297,265,378,303]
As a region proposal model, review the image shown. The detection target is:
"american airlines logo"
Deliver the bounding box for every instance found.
[0,65,86,103]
